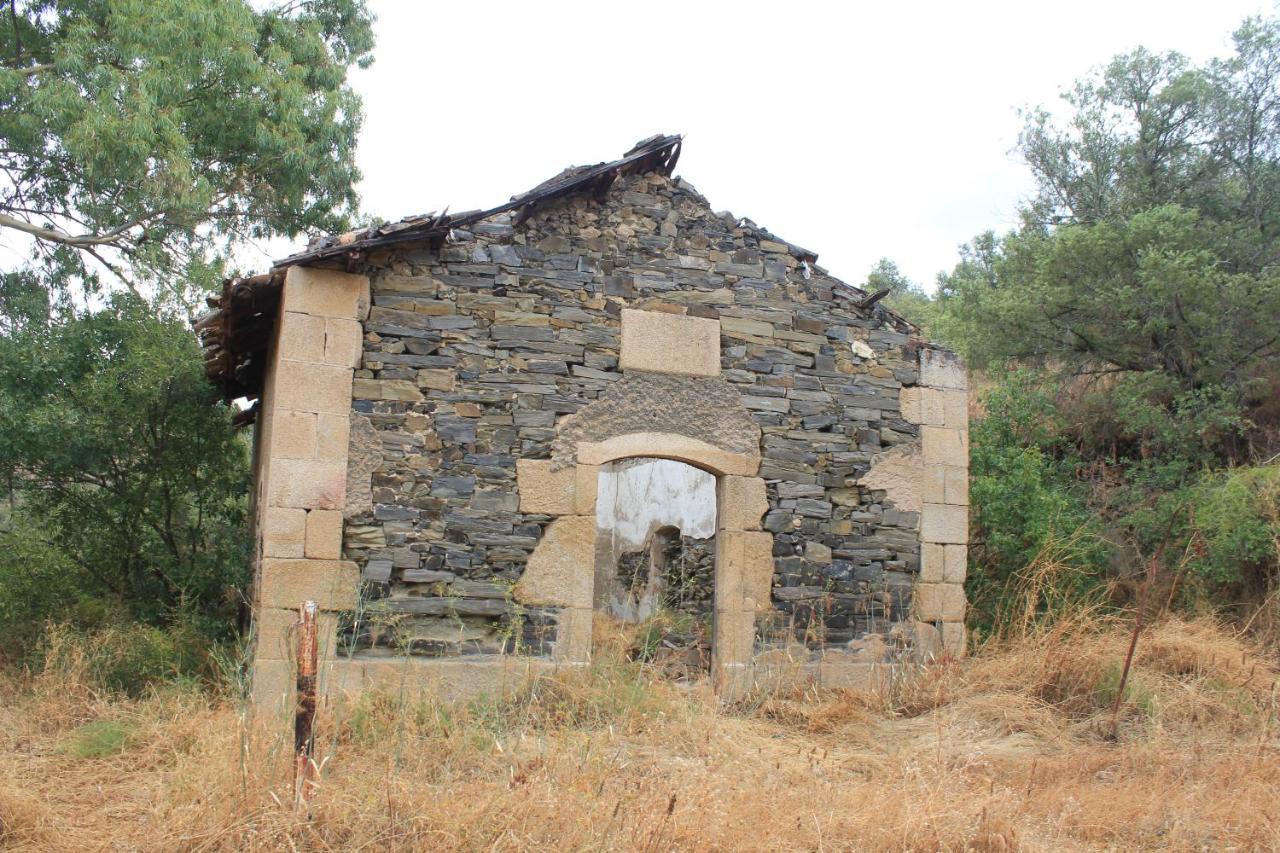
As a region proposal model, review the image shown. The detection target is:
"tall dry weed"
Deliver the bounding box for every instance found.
[1,613,1277,851]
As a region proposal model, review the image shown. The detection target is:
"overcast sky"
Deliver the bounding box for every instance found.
[337,0,1271,290]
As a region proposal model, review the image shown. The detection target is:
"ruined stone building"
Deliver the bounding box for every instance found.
[198,135,969,708]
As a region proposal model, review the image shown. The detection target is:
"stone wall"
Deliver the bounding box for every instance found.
[337,170,966,665]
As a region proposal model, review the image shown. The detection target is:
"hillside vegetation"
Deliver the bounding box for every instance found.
[881,17,1280,636]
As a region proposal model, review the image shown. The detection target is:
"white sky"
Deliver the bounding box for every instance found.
[335,0,1272,291]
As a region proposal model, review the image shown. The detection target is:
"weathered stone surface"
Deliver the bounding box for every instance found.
[262,506,306,558]
[712,608,757,674]
[920,348,967,390]
[315,412,350,462]
[270,410,317,460]
[944,465,968,505]
[516,459,575,516]
[857,444,922,513]
[551,607,593,663]
[324,318,363,368]
[268,458,346,510]
[922,426,968,466]
[943,544,967,584]
[416,368,455,392]
[716,529,774,612]
[281,266,371,320]
[619,308,720,377]
[920,543,945,583]
[921,503,968,544]
[258,558,359,610]
[941,622,967,657]
[914,582,966,621]
[275,360,353,415]
[899,386,923,424]
[552,372,760,469]
[344,414,379,520]
[352,378,423,402]
[577,432,760,477]
[922,464,946,505]
[305,509,343,559]
[718,475,768,531]
[513,516,594,608]
[573,464,599,515]
[277,311,326,363]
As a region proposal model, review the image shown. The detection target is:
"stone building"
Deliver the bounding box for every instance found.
[198,135,969,709]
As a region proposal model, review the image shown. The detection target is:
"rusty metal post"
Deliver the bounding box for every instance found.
[294,600,319,811]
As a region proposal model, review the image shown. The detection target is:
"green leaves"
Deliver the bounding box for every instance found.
[938,16,1280,402]
[936,16,1280,617]
[0,0,373,308]
[0,298,251,636]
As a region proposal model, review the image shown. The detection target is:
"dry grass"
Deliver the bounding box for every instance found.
[2,615,1278,852]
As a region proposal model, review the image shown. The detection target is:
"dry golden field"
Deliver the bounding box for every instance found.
[2,615,1278,852]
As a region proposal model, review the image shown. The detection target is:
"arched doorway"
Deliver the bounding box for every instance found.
[594,457,717,675]
[514,367,771,695]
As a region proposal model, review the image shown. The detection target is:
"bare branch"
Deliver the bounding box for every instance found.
[0,210,149,248]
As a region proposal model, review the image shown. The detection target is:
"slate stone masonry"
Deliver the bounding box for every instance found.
[340,171,932,657]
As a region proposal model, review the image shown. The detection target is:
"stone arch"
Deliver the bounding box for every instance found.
[514,373,772,694]
[550,372,761,471]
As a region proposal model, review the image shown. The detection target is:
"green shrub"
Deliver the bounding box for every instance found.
[35,621,216,697]
[967,373,1111,633]
[0,529,83,654]
[1188,465,1280,592]
[58,720,136,759]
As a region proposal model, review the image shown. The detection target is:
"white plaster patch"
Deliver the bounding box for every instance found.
[596,458,716,550]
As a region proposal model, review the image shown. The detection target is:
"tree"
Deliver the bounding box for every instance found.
[939,16,1280,417]
[865,257,936,330]
[0,0,374,308]
[0,296,251,637]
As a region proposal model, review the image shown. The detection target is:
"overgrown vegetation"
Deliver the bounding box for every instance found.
[0,0,375,672]
[877,15,1280,632]
[0,300,250,680]
[1,613,1276,850]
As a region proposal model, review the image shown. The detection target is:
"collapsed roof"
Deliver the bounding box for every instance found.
[196,133,897,411]
[197,135,685,406]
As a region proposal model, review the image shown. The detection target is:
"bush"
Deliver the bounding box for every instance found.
[1188,465,1280,593]
[0,298,251,658]
[966,372,1111,633]
[34,621,218,697]
[0,529,83,655]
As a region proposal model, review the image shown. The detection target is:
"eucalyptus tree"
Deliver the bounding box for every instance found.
[0,0,374,309]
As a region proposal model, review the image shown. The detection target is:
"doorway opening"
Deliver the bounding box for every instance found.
[593,457,716,676]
